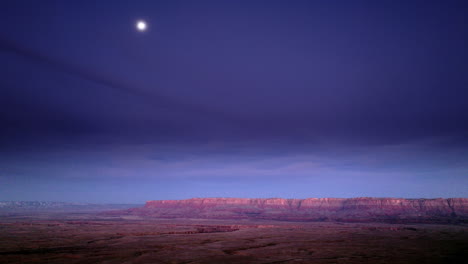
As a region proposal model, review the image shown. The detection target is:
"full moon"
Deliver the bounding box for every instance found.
[136,20,147,32]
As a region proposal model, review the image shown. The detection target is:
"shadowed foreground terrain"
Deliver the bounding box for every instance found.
[0,212,467,264]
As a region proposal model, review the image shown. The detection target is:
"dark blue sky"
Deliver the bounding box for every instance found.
[1,0,467,203]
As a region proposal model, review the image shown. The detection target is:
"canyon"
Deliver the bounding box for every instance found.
[112,197,468,224]
[1,198,467,263]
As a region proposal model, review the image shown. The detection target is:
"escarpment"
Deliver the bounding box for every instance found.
[113,197,468,224]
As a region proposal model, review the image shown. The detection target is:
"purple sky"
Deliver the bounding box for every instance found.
[1,0,467,203]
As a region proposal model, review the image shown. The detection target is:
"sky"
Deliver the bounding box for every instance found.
[0,0,467,203]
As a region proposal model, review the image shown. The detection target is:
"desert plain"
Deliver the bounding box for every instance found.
[0,212,467,264]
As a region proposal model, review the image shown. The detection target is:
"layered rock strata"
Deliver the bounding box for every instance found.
[117,198,468,224]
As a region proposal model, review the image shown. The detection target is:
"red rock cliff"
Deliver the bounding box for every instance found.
[131,197,468,223]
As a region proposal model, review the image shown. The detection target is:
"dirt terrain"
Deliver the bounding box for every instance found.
[0,213,466,264]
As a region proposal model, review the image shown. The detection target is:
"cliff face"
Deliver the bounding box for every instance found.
[145,197,468,212]
[122,198,468,224]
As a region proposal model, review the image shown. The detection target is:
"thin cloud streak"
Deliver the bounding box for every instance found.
[0,37,240,124]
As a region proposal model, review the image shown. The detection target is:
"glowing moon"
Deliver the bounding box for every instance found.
[136,20,147,32]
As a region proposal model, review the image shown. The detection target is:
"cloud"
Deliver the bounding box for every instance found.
[0,37,238,124]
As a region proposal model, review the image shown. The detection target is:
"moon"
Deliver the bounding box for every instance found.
[136,20,147,32]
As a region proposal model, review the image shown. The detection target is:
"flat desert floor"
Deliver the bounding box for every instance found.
[0,213,466,264]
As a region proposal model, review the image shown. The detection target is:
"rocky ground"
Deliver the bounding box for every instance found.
[0,213,467,264]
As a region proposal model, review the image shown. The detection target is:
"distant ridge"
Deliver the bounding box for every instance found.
[109,197,468,224]
[0,201,141,212]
